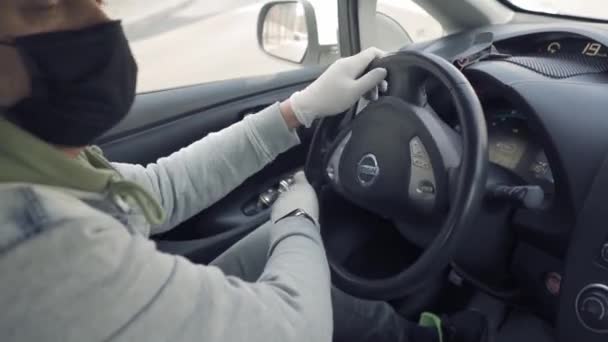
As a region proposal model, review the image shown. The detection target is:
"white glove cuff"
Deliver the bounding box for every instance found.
[289,91,314,128]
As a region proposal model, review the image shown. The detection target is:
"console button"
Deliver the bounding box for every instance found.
[408,137,436,214]
[576,284,608,333]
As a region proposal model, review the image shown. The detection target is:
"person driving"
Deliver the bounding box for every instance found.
[0,1,487,341]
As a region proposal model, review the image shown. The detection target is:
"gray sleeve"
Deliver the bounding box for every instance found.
[156,218,333,342]
[112,103,300,235]
[6,215,332,342]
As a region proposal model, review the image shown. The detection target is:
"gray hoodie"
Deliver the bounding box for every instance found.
[0,103,332,342]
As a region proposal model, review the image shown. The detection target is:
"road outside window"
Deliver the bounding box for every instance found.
[261,3,309,63]
[104,0,443,93]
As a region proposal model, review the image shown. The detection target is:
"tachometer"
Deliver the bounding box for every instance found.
[529,151,554,184]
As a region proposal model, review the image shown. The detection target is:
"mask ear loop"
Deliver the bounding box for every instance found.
[0,42,16,115]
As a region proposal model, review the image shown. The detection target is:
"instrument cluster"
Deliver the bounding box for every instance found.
[486,108,555,199]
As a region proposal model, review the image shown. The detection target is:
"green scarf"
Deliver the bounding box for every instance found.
[0,118,166,225]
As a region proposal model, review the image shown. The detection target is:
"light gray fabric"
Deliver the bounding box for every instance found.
[0,103,333,342]
[211,222,419,342]
[112,102,301,235]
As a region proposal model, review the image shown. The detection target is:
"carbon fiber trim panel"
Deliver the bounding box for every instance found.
[504,54,608,79]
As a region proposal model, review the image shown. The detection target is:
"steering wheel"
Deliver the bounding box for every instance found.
[305,51,488,301]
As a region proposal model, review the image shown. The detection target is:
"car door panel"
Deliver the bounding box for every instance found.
[96,67,324,260]
[99,66,324,164]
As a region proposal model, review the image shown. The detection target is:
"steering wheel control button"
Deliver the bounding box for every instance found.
[357,154,380,187]
[576,284,608,333]
[408,137,436,213]
[413,158,431,169]
[416,181,436,195]
[410,137,432,170]
[410,139,425,158]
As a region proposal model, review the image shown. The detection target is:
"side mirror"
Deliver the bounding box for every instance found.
[257,0,321,65]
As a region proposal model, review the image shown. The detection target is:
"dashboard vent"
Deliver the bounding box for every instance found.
[503,54,608,79]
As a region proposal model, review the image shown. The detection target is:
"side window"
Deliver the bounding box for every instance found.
[104,1,339,93]
[375,0,444,51]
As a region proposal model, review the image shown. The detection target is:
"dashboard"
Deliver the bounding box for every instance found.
[427,30,608,211]
[411,24,608,341]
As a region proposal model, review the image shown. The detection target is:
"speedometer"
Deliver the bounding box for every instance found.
[488,110,528,170]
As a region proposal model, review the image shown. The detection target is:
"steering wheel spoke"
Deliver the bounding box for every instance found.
[325,132,352,189]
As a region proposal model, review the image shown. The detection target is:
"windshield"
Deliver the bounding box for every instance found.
[505,0,608,21]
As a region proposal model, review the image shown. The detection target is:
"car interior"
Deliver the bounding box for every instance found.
[97,0,608,341]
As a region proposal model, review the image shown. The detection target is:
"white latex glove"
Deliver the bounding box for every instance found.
[271,172,319,228]
[289,47,388,127]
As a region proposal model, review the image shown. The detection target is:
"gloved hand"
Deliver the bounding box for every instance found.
[271,172,319,228]
[289,47,388,127]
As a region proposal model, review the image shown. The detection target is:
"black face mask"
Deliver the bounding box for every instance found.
[5,20,137,146]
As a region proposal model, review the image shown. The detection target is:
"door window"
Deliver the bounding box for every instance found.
[103,0,339,92]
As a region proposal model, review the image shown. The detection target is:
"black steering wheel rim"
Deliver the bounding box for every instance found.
[305,51,488,300]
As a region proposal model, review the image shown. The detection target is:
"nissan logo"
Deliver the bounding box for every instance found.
[357,154,380,187]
